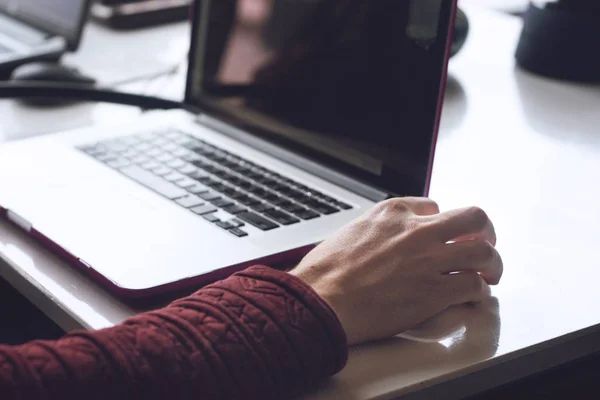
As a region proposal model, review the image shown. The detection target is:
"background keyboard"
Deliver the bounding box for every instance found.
[79,130,353,237]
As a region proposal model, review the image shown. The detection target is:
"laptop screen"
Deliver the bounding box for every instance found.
[187,0,455,197]
[0,0,90,50]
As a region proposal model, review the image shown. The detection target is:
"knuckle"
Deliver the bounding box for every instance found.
[472,239,496,261]
[376,198,411,214]
[424,198,440,212]
[465,274,485,294]
[464,206,490,229]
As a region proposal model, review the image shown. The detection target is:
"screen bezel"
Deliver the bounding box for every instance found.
[0,0,92,50]
[185,0,457,198]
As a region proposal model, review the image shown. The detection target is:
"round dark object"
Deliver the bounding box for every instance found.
[516,3,600,82]
[450,8,469,58]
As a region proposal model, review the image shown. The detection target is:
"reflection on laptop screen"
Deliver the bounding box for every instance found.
[0,0,89,48]
[189,0,453,196]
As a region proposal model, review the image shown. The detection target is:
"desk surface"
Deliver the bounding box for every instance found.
[2,5,600,400]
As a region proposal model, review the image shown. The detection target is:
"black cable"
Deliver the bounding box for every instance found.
[0,81,185,110]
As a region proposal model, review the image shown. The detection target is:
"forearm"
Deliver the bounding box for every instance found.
[0,266,347,400]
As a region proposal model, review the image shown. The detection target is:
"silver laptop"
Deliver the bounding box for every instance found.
[0,0,457,298]
[0,0,91,75]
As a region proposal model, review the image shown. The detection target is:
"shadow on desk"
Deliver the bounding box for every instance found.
[514,67,600,148]
[439,74,469,139]
[302,298,501,400]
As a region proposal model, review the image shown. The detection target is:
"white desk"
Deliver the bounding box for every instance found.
[2,5,600,400]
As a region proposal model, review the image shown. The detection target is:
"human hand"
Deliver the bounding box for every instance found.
[289,197,503,346]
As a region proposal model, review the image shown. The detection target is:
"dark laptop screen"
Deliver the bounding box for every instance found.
[0,0,90,49]
[187,0,455,197]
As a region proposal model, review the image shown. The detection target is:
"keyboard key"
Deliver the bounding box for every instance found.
[176,195,204,208]
[237,180,254,190]
[228,218,245,228]
[318,194,338,203]
[188,170,210,180]
[155,153,175,163]
[227,190,247,199]
[264,209,300,225]
[280,202,303,213]
[120,165,187,200]
[191,204,218,215]
[135,142,152,151]
[96,152,118,162]
[164,172,186,182]
[209,183,229,193]
[294,209,320,220]
[202,213,220,223]
[305,200,339,215]
[237,212,279,231]
[151,138,170,147]
[165,159,186,169]
[145,147,163,157]
[131,154,152,164]
[221,186,240,197]
[236,195,260,206]
[280,187,303,198]
[201,178,221,187]
[172,148,191,158]
[263,192,281,203]
[250,203,274,213]
[198,192,220,201]
[186,184,209,195]
[178,164,198,175]
[182,153,203,163]
[107,158,131,168]
[269,197,289,206]
[122,149,140,159]
[164,143,179,152]
[229,228,248,237]
[247,186,268,197]
[334,201,353,210]
[211,198,234,208]
[216,221,235,230]
[151,166,173,176]
[105,142,128,153]
[175,178,199,188]
[140,160,161,170]
[223,204,246,214]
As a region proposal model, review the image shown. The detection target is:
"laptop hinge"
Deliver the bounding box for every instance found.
[196,114,389,202]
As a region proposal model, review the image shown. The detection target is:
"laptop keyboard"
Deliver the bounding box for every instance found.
[78,130,353,237]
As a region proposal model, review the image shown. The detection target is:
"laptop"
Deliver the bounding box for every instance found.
[0,0,91,75]
[0,0,457,298]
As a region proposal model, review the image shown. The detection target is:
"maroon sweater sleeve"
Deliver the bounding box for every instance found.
[0,266,348,400]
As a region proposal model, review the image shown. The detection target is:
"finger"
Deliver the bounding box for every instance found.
[438,240,503,285]
[444,273,492,306]
[399,197,440,216]
[426,206,496,246]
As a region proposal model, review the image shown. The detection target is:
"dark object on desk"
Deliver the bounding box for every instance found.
[0,0,92,78]
[91,0,192,29]
[10,62,96,106]
[11,62,96,85]
[516,1,600,82]
[451,8,469,57]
